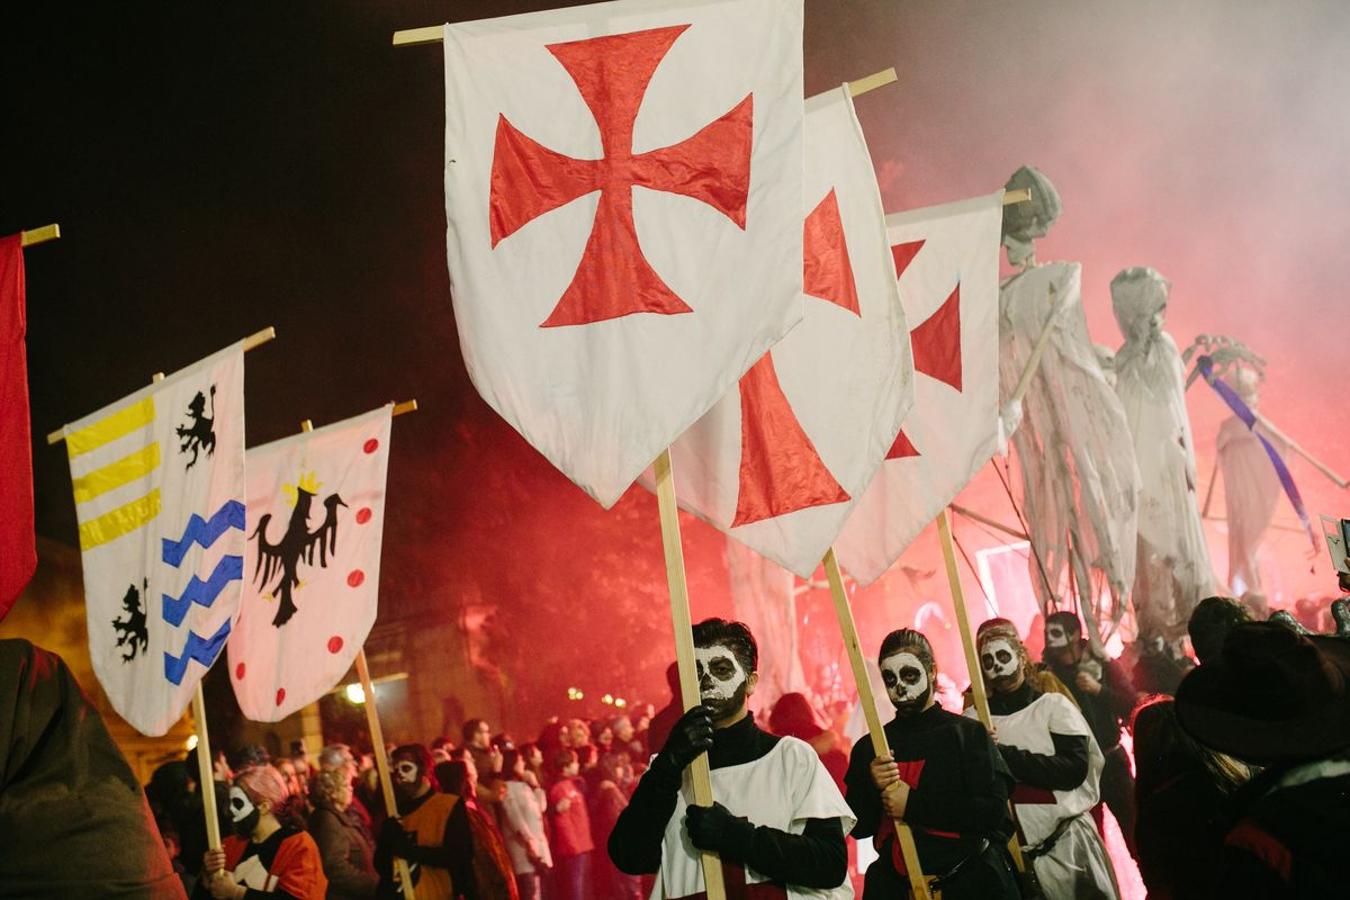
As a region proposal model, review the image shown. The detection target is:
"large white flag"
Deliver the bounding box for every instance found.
[654,86,912,577]
[63,343,245,736]
[442,0,805,507]
[836,193,1004,585]
[228,407,392,722]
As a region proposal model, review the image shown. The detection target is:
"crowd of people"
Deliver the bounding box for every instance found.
[125,587,1349,900]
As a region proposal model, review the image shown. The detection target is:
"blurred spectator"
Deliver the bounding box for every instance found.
[498,747,552,900]
[546,749,593,900]
[589,753,642,900]
[767,692,848,792]
[1188,596,1252,665]
[309,766,378,899]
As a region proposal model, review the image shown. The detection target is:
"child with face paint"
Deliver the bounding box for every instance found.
[608,618,855,899]
[1041,611,1139,857]
[843,629,1020,899]
[969,619,1119,900]
[373,743,479,900]
[199,765,327,900]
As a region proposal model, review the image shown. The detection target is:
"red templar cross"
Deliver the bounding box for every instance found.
[489,25,754,328]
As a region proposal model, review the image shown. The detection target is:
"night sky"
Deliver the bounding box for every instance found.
[6,1,1350,729]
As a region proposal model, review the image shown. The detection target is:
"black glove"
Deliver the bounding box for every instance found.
[379,817,419,858]
[655,705,714,776]
[685,802,755,858]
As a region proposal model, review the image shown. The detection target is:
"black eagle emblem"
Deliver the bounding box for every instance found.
[251,479,345,627]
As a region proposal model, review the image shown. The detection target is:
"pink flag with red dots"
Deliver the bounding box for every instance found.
[834,192,1004,585]
[441,0,804,508]
[228,405,393,723]
[642,86,913,578]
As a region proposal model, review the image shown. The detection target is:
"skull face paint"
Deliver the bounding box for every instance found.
[880,651,931,714]
[393,760,420,785]
[695,643,749,719]
[228,785,260,837]
[1045,623,1070,649]
[980,638,1021,684]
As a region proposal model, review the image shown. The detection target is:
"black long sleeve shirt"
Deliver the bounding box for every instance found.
[988,682,1090,793]
[607,713,847,889]
[1047,643,1137,752]
[845,704,1014,873]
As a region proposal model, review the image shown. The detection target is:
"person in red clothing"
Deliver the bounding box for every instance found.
[768,692,849,793]
[546,749,594,900]
[588,752,643,900]
[200,764,327,900]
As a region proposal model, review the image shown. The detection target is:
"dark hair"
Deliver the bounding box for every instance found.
[501,748,525,781]
[430,735,455,753]
[461,718,489,742]
[436,760,473,798]
[1188,596,1252,665]
[1045,611,1082,638]
[392,744,438,790]
[1131,694,1251,794]
[878,629,935,671]
[692,618,758,673]
[228,744,270,772]
[547,748,579,776]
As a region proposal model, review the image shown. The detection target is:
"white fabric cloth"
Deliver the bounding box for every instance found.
[1113,300,1215,637]
[999,262,1140,633]
[499,780,552,874]
[1217,412,1285,594]
[836,192,1004,585]
[966,692,1117,900]
[228,407,392,722]
[442,0,805,508]
[655,736,855,899]
[64,343,245,736]
[656,85,912,577]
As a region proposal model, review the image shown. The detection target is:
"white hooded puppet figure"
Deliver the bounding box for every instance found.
[1216,367,1287,594]
[1111,267,1217,638]
[999,166,1140,641]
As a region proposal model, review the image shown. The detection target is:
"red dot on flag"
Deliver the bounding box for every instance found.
[276,688,286,706]
[235,662,246,680]
[356,507,372,524]
[363,438,379,454]
[328,636,344,654]
[347,570,365,587]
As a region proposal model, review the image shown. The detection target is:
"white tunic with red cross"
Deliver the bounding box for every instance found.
[655,737,855,900]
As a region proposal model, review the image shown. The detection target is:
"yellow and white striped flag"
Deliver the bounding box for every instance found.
[63,342,245,736]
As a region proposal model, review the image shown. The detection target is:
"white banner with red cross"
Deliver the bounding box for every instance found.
[649,85,913,578]
[836,192,1004,585]
[441,0,805,507]
[228,407,392,722]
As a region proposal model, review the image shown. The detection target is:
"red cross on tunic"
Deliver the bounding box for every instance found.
[885,238,964,459]
[730,188,859,527]
[488,25,753,328]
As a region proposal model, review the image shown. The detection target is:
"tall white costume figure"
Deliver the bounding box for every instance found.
[999,167,1140,640]
[1111,267,1216,638]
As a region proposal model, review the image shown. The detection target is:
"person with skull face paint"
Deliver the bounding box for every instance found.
[969,619,1118,899]
[199,765,327,900]
[373,743,478,899]
[844,629,1019,899]
[608,618,855,899]
[1041,611,1138,856]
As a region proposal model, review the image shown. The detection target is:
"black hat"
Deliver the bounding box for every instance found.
[1175,621,1350,765]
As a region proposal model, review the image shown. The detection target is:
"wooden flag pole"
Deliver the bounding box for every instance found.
[298,408,417,900]
[192,683,224,851]
[845,68,897,98]
[653,448,727,900]
[822,549,933,900]
[46,326,278,445]
[935,509,1029,874]
[19,223,61,247]
[1002,188,1032,206]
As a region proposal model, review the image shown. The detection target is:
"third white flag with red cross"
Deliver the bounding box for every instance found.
[836,192,1004,585]
[651,85,913,578]
[441,0,804,508]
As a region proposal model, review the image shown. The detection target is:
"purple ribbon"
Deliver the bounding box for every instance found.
[1195,355,1317,550]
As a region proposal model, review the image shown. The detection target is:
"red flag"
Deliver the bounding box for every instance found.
[0,233,35,618]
